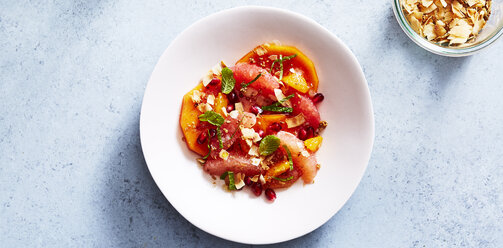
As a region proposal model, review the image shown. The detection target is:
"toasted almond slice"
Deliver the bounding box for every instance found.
[434,22,448,36]
[422,0,434,7]
[424,23,437,40]
[421,2,438,13]
[408,15,423,35]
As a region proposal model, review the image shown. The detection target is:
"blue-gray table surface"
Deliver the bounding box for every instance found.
[1,1,503,247]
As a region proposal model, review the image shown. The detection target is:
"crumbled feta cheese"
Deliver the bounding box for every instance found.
[235,102,244,113]
[197,103,213,113]
[191,90,204,104]
[206,94,215,106]
[248,145,259,156]
[221,107,228,117]
[297,141,304,149]
[259,174,266,185]
[234,173,245,189]
[301,150,310,157]
[229,110,239,119]
[219,149,229,160]
[250,157,261,166]
[274,89,290,106]
[241,128,261,143]
[289,68,296,73]
[241,128,254,138]
[201,70,213,87]
[286,113,306,128]
[211,62,223,76]
[268,55,278,61]
[250,175,259,182]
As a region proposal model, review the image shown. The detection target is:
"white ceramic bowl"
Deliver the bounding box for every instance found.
[140,6,374,244]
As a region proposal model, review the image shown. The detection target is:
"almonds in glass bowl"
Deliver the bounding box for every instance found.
[401,0,492,46]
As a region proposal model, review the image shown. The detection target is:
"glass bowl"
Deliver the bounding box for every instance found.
[393,0,503,56]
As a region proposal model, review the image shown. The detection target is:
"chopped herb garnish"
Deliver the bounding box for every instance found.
[241,73,262,88]
[283,145,293,171]
[261,94,295,113]
[261,105,293,113]
[229,117,244,140]
[272,176,294,182]
[221,67,236,94]
[259,135,281,156]
[270,54,297,81]
[220,171,228,180]
[220,171,236,190]
[217,126,223,149]
[202,130,211,160]
[278,94,295,104]
[199,111,225,126]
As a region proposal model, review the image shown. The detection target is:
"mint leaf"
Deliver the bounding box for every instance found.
[221,67,236,94]
[202,130,211,160]
[270,54,297,81]
[278,94,295,104]
[283,145,293,171]
[220,171,229,180]
[198,111,224,126]
[259,135,281,156]
[261,94,295,112]
[241,73,262,88]
[261,105,293,113]
[220,171,236,190]
[217,126,223,149]
[273,176,294,182]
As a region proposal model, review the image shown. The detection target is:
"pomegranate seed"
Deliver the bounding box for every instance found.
[265,188,276,201]
[251,183,262,196]
[244,177,252,186]
[299,126,314,140]
[298,128,308,140]
[226,104,234,113]
[197,131,208,144]
[209,78,220,86]
[209,128,217,138]
[257,129,265,138]
[306,126,314,139]
[267,122,282,133]
[312,93,324,104]
[250,105,262,115]
[227,91,238,103]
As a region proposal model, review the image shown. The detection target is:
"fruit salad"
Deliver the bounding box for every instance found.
[179,41,326,201]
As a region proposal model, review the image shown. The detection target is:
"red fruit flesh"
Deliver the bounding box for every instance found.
[290,94,321,128]
[209,78,220,86]
[204,155,263,177]
[231,63,280,98]
[209,115,242,158]
[275,131,318,184]
[266,169,301,189]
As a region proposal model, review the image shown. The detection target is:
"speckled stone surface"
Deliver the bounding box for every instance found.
[1,1,503,247]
